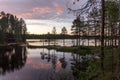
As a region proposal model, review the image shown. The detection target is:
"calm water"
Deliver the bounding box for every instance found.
[27,39,101,46]
[0,46,98,80]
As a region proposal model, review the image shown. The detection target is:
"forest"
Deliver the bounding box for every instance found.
[0,11,27,44]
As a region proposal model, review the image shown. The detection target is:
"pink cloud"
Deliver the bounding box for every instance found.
[53,2,63,15]
[17,12,33,18]
[32,7,53,14]
[16,7,53,19]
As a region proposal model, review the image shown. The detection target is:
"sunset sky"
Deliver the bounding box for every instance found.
[0,0,85,34]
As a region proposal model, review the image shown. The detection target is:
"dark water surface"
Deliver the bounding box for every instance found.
[0,46,97,80]
[0,47,74,80]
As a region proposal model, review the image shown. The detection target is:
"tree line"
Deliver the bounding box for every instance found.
[27,0,119,47]
[68,0,119,47]
[0,11,27,44]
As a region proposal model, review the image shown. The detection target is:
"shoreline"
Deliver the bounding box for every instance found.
[0,43,27,47]
[27,45,101,55]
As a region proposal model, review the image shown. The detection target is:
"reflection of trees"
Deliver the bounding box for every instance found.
[71,53,82,78]
[40,50,100,80]
[40,48,46,60]
[71,53,99,80]
[47,49,51,62]
[0,46,27,75]
[52,50,57,72]
[40,49,68,70]
[40,49,100,80]
[59,52,67,69]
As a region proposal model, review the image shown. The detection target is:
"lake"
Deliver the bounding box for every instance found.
[0,46,98,80]
[27,39,101,46]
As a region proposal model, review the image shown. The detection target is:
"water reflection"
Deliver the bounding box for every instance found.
[0,47,99,80]
[38,49,74,80]
[27,39,101,47]
[59,52,67,69]
[0,46,27,75]
[40,50,68,70]
[39,49,99,80]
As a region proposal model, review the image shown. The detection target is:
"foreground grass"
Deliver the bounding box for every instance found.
[59,46,118,80]
[58,46,118,80]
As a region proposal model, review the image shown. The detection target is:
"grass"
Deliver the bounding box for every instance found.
[78,47,118,80]
[57,46,118,80]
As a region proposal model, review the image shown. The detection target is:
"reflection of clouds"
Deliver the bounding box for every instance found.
[14,75,19,80]
[27,58,51,70]
[54,61,62,73]
[27,58,63,73]
[2,75,20,80]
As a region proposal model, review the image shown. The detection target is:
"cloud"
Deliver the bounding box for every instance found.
[53,2,63,15]
[17,6,53,19]
[32,7,53,14]
[26,19,48,26]
[0,0,73,20]
[17,12,33,19]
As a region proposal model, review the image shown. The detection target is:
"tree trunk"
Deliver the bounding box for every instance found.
[95,19,97,47]
[78,28,80,46]
[63,39,65,47]
[108,27,110,47]
[88,27,90,46]
[100,0,105,71]
[117,0,120,79]
[48,38,50,46]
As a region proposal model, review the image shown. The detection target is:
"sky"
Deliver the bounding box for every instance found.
[0,0,85,34]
